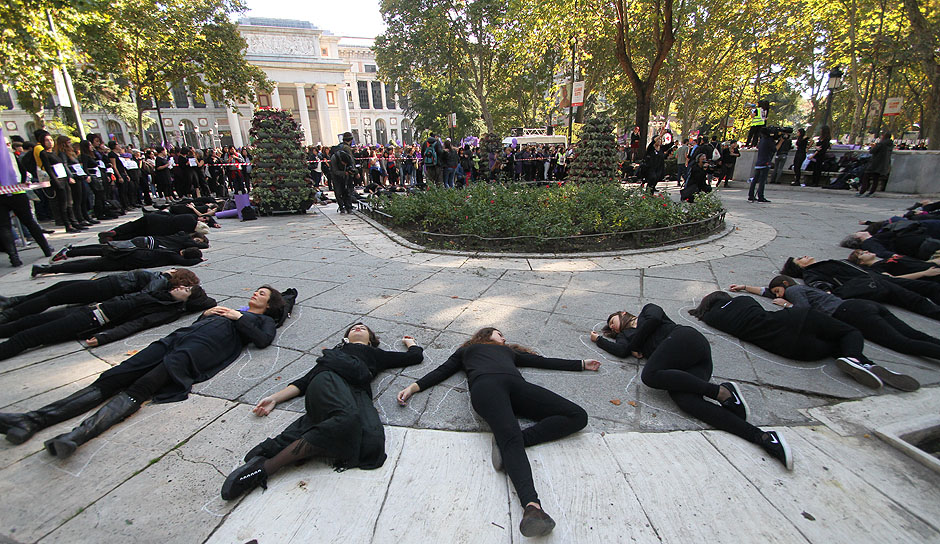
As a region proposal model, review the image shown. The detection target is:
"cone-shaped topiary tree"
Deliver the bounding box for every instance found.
[567,112,619,184]
[249,108,315,214]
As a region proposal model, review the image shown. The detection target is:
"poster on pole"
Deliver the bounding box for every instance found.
[883,97,903,116]
[52,69,71,108]
[571,81,585,107]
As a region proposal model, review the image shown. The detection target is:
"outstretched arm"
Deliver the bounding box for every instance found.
[253,384,301,416]
[592,331,630,358]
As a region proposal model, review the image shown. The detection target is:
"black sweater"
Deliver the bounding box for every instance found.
[596,304,678,358]
[291,343,424,394]
[701,296,810,359]
[415,343,582,391]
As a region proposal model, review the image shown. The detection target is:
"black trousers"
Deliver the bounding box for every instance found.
[860,280,940,319]
[642,326,763,443]
[858,171,882,195]
[65,244,108,258]
[92,342,172,400]
[333,174,354,212]
[799,311,871,363]
[43,257,130,274]
[0,307,97,360]
[6,276,125,319]
[70,176,88,222]
[885,276,940,305]
[0,193,52,257]
[469,374,587,506]
[833,299,940,359]
[52,177,75,225]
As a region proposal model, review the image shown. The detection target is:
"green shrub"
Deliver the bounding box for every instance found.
[376,183,724,251]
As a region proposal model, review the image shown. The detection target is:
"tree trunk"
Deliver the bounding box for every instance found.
[635,96,651,160]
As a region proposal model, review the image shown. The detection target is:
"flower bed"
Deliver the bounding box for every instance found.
[372,183,725,253]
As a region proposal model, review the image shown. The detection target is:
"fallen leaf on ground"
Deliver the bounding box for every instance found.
[125,350,139,356]
[609,399,621,406]
[627,401,637,407]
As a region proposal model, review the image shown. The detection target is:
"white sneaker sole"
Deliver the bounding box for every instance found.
[836,358,883,389]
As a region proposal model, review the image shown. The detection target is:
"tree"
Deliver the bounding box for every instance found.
[612,0,676,159]
[75,0,270,145]
[376,0,508,132]
[0,0,106,105]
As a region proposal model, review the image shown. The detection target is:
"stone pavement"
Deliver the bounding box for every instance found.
[0,185,938,543]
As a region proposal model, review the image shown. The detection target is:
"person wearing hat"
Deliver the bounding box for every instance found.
[330,132,357,214]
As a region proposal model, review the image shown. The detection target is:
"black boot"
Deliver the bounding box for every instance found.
[1,386,103,444]
[31,264,52,278]
[8,252,22,267]
[44,392,139,458]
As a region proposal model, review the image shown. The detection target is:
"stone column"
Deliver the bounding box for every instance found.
[295,83,313,146]
[270,86,282,109]
[226,107,243,148]
[315,84,334,145]
[337,85,352,134]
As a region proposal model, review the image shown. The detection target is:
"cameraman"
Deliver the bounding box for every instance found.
[771,132,793,185]
[330,132,358,214]
[748,127,781,203]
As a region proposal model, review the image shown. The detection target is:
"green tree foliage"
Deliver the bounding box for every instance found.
[249,108,315,213]
[567,113,619,184]
[74,0,269,145]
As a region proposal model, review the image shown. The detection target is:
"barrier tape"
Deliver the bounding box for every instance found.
[0,181,52,195]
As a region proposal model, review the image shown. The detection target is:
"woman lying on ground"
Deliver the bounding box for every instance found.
[781,255,940,319]
[591,304,793,470]
[847,249,940,282]
[689,291,920,391]
[0,269,200,324]
[98,212,210,243]
[221,323,423,500]
[397,327,601,538]
[31,247,203,277]
[0,286,287,457]
[49,233,208,264]
[731,278,930,385]
[0,285,214,360]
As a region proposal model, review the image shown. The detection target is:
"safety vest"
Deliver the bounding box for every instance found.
[750,107,766,127]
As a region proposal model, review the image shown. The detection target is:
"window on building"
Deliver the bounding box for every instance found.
[0,90,14,109]
[327,91,335,106]
[385,84,396,110]
[107,120,125,144]
[144,123,162,146]
[351,129,360,144]
[180,119,198,147]
[157,95,172,109]
[375,119,387,145]
[25,121,36,138]
[364,64,377,73]
[371,81,383,110]
[347,90,355,110]
[390,128,398,145]
[212,96,224,108]
[306,95,314,109]
[401,119,412,145]
[192,93,206,108]
[258,94,270,107]
[357,81,369,110]
[172,83,189,109]
[399,93,409,110]
[321,47,329,56]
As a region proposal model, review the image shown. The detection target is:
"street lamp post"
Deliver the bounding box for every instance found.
[823,66,844,131]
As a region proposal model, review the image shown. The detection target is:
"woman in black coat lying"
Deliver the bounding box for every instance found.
[0,286,286,457]
[688,291,920,391]
[98,211,209,242]
[31,247,203,276]
[0,285,215,360]
[221,323,423,500]
[592,303,793,470]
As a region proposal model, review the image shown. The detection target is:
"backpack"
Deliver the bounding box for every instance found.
[423,142,438,166]
[711,145,721,162]
[240,205,258,221]
[330,145,353,177]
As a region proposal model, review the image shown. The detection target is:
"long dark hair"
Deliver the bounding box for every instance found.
[344,322,380,347]
[819,125,831,145]
[602,311,635,338]
[689,291,733,319]
[258,285,285,321]
[780,257,805,278]
[461,327,537,354]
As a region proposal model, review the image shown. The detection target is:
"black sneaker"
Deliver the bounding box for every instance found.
[519,504,556,537]
[51,245,71,263]
[221,456,268,500]
[835,357,883,389]
[866,365,920,392]
[719,382,750,421]
[757,199,772,203]
[760,430,793,470]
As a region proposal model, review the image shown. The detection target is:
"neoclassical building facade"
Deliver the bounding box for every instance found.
[0,18,414,149]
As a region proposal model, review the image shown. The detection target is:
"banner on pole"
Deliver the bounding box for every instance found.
[571,81,585,107]
[52,69,71,108]
[883,97,903,116]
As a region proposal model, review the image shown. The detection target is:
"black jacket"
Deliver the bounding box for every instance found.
[86,290,217,346]
[596,304,679,358]
[102,246,202,268]
[97,311,276,403]
[701,296,812,360]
